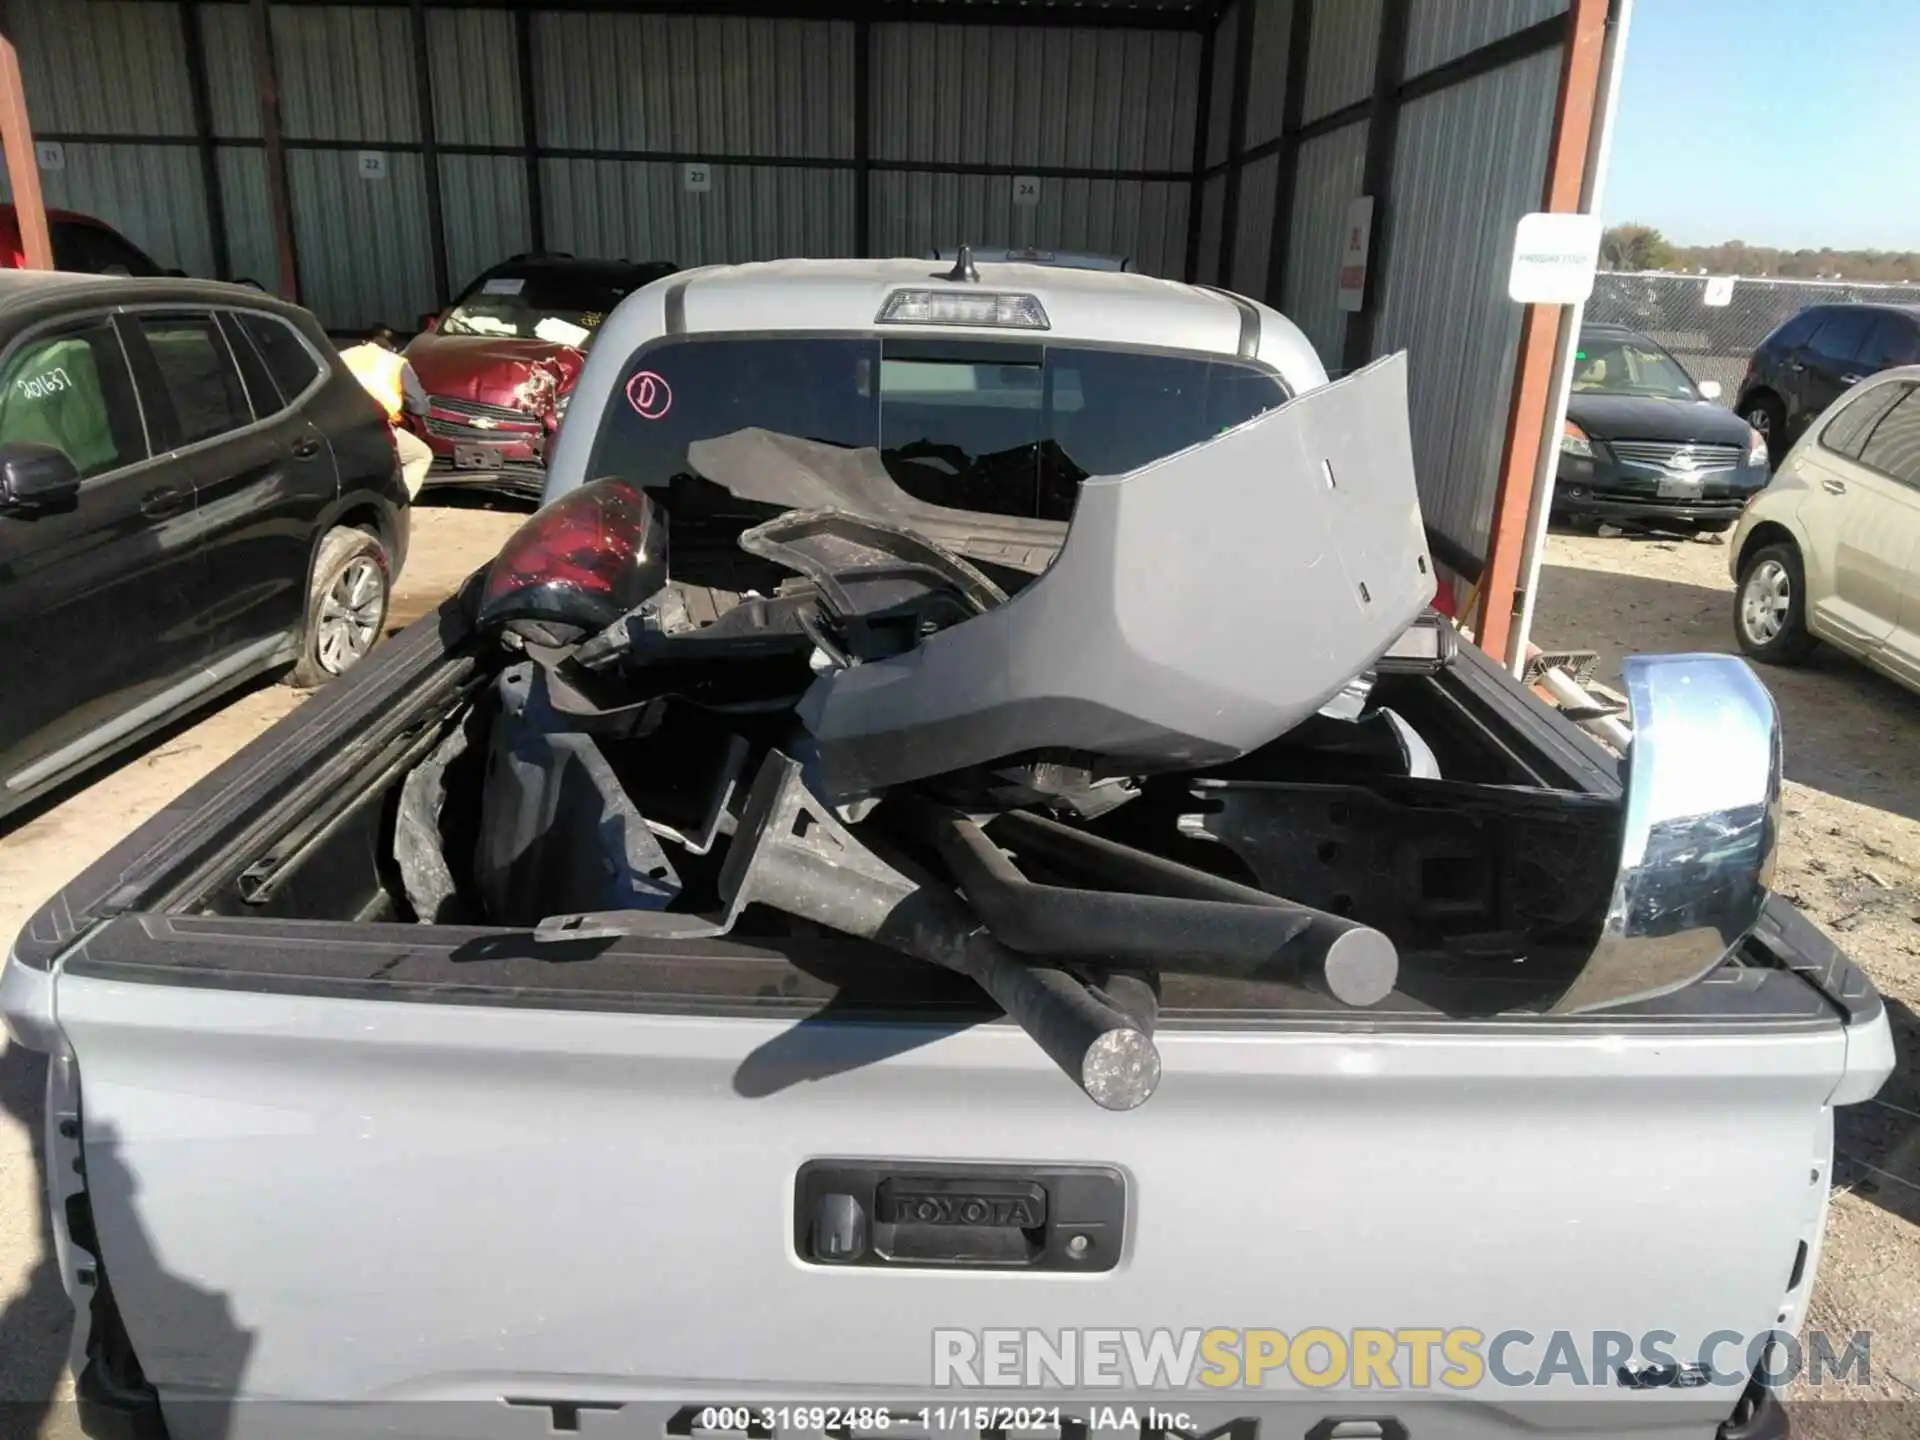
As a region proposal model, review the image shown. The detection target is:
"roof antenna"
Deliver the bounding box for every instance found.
[945,244,979,283]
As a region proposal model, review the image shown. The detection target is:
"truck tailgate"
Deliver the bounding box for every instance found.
[46,956,1854,1440]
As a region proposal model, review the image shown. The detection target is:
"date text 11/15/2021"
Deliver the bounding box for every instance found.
[692,1407,1199,1436]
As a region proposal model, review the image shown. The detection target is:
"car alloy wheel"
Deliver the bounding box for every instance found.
[316,556,385,675]
[1739,556,1792,646]
[1744,405,1770,438]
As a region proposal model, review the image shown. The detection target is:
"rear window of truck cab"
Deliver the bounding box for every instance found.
[587,336,1289,520]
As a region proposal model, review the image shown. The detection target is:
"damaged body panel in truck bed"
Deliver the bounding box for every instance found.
[0,255,1897,1440]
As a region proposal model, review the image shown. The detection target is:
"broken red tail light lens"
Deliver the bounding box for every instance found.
[476,477,667,640]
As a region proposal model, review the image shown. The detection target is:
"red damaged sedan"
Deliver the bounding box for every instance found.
[405,254,674,496]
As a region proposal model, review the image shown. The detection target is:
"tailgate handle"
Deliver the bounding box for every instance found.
[873,1176,1048,1266]
[796,1161,1123,1272]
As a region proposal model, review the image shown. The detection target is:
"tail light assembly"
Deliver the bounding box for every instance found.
[475,478,667,644]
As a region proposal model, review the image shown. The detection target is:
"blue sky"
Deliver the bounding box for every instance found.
[1603,0,1920,250]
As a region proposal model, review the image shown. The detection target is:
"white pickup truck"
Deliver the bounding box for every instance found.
[2,257,1894,1440]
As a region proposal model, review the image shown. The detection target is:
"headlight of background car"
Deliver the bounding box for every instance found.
[1560,421,1594,459]
[1746,424,1768,467]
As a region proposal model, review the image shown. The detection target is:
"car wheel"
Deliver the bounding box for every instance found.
[1742,395,1786,469]
[290,526,391,688]
[1734,541,1815,665]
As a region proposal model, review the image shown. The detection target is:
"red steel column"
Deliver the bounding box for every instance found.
[0,35,52,269]
[1473,0,1610,662]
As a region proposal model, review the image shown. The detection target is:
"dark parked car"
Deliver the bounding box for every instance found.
[1736,301,1920,466]
[404,253,675,496]
[0,272,410,822]
[1552,322,1770,532]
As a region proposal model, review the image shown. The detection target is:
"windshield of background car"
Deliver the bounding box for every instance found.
[1571,335,1698,399]
[439,271,631,346]
[587,336,1288,520]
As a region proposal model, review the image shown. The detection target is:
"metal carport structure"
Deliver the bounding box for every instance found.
[0,0,1630,664]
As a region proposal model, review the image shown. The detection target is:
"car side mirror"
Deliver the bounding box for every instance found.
[0,443,81,517]
[417,312,439,334]
[1697,380,1722,401]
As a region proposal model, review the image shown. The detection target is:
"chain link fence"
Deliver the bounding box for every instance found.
[1586,272,1920,406]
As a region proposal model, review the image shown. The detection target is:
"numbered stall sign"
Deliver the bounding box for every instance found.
[684,163,712,193]
[35,141,64,172]
[1012,175,1040,207]
[358,151,389,181]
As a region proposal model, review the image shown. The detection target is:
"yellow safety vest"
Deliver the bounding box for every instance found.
[341,342,408,423]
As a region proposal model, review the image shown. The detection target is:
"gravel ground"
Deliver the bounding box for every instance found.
[1532,527,1920,1433]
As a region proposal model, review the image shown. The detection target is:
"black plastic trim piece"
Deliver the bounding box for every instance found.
[1431,632,1622,797]
[57,910,1859,1032]
[1747,897,1884,1029]
[1715,1379,1788,1440]
[662,277,691,336]
[1195,285,1261,357]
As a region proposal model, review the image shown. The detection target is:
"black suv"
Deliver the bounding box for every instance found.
[1736,302,1920,465]
[0,273,410,822]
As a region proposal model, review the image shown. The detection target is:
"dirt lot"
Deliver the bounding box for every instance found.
[1532,529,1920,1432]
[0,514,1914,1434]
[0,499,525,1439]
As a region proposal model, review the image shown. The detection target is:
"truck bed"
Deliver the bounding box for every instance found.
[1,594,1894,1440]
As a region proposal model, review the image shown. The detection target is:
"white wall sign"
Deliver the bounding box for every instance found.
[1507,212,1602,304]
[1012,175,1041,208]
[35,141,64,172]
[1335,195,1375,313]
[1703,275,1737,307]
[684,162,712,193]
[357,151,388,181]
